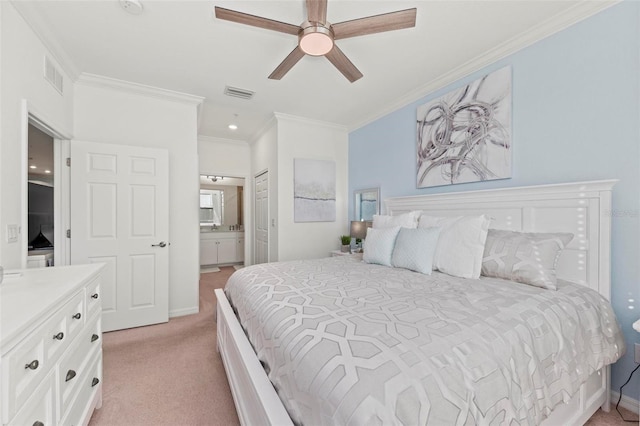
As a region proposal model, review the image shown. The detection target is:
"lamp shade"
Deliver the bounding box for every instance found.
[350,221,370,240]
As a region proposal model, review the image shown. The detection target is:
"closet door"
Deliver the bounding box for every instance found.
[254,171,269,264]
[70,141,169,332]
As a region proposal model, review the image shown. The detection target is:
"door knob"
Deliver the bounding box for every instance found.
[151,241,167,248]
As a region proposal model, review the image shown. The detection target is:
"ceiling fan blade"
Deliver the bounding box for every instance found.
[332,8,417,40]
[269,46,306,80]
[325,45,363,83]
[306,0,327,23]
[214,7,299,36]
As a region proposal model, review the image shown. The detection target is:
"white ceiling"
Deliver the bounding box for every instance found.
[14,0,617,141]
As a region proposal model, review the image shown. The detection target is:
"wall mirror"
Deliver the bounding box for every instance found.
[354,188,379,221]
[199,175,244,230]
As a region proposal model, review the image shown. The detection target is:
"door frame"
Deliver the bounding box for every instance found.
[20,100,72,269]
[199,170,252,265]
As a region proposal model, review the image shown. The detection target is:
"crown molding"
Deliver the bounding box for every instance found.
[348,0,621,132]
[10,0,80,81]
[274,112,348,132]
[198,135,249,146]
[248,115,278,146]
[76,73,204,106]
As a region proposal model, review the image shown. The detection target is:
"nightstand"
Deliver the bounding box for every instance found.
[330,250,363,261]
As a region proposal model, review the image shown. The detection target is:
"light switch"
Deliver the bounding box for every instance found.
[6,224,19,243]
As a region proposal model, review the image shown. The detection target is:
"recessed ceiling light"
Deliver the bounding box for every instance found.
[29,165,36,169]
[228,113,239,130]
[120,0,143,15]
[45,170,51,174]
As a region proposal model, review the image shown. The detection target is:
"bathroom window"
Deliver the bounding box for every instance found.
[200,190,224,226]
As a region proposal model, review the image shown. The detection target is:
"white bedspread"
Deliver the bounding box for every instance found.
[225,256,624,425]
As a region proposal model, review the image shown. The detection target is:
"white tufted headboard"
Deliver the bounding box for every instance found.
[385,180,617,300]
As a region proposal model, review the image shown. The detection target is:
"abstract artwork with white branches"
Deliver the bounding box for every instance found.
[416,66,512,188]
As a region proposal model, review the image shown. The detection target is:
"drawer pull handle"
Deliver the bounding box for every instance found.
[53,332,64,340]
[92,377,100,387]
[91,293,99,299]
[91,334,99,342]
[72,313,81,320]
[65,370,76,382]
[24,360,39,370]
[33,421,44,426]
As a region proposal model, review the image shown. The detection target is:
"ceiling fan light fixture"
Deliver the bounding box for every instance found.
[120,0,143,15]
[299,25,334,56]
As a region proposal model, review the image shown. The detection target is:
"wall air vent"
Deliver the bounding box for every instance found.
[44,56,64,95]
[224,86,254,100]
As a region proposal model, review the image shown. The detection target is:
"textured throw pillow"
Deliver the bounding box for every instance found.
[391,227,441,274]
[372,211,420,229]
[418,214,491,279]
[481,229,574,290]
[363,226,401,267]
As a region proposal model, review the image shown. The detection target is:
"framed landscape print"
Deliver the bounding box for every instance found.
[294,158,336,222]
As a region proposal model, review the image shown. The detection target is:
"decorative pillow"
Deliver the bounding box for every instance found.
[418,214,491,279]
[363,226,401,267]
[391,227,441,274]
[372,211,420,229]
[481,229,574,290]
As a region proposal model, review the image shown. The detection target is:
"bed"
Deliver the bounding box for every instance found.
[215,180,625,425]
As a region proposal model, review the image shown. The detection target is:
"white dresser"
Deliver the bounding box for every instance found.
[0,264,104,426]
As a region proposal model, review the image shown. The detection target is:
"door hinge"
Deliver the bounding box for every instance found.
[66,229,71,238]
[66,157,71,167]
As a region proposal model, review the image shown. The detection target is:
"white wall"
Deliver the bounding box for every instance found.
[0,2,75,268]
[198,135,252,262]
[250,119,278,262]
[275,114,349,261]
[198,136,250,176]
[73,79,202,318]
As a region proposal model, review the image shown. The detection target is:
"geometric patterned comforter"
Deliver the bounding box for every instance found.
[225,256,625,425]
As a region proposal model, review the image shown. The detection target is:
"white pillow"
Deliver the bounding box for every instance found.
[363,226,401,267]
[372,211,420,229]
[391,227,441,274]
[418,215,491,279]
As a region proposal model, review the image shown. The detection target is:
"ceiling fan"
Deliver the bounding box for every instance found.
[214,0,417,83]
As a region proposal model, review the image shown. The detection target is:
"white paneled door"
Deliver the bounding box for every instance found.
[70,141,169,332]
[255,171,269,264]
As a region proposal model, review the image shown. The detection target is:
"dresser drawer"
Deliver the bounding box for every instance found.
[58,314,100,417]
[59,351,102,426]
[85,277,101,318]
[2,329,46,420]
[43,292,84,365]
[8,371,55,426]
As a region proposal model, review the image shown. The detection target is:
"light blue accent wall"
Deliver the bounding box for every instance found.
[349,2,640,399]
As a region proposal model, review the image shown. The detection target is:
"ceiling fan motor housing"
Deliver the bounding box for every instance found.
[299,22,334,56]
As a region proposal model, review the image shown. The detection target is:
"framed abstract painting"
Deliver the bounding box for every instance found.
[416,66,512,188]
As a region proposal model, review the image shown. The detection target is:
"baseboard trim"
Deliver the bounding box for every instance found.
[169,306,199,318]
[611,390,640,414]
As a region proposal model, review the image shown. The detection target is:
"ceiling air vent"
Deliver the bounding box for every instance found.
[44,56,63,95]
[224,86,254,100]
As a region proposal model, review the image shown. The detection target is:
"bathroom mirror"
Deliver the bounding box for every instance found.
[354,188,379,221]
[199,175,244,229]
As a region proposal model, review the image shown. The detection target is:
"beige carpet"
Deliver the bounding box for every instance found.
[89,267,239,426]
[89,267,636,425]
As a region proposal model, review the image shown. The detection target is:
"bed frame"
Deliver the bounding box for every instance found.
[215,179,617,426]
